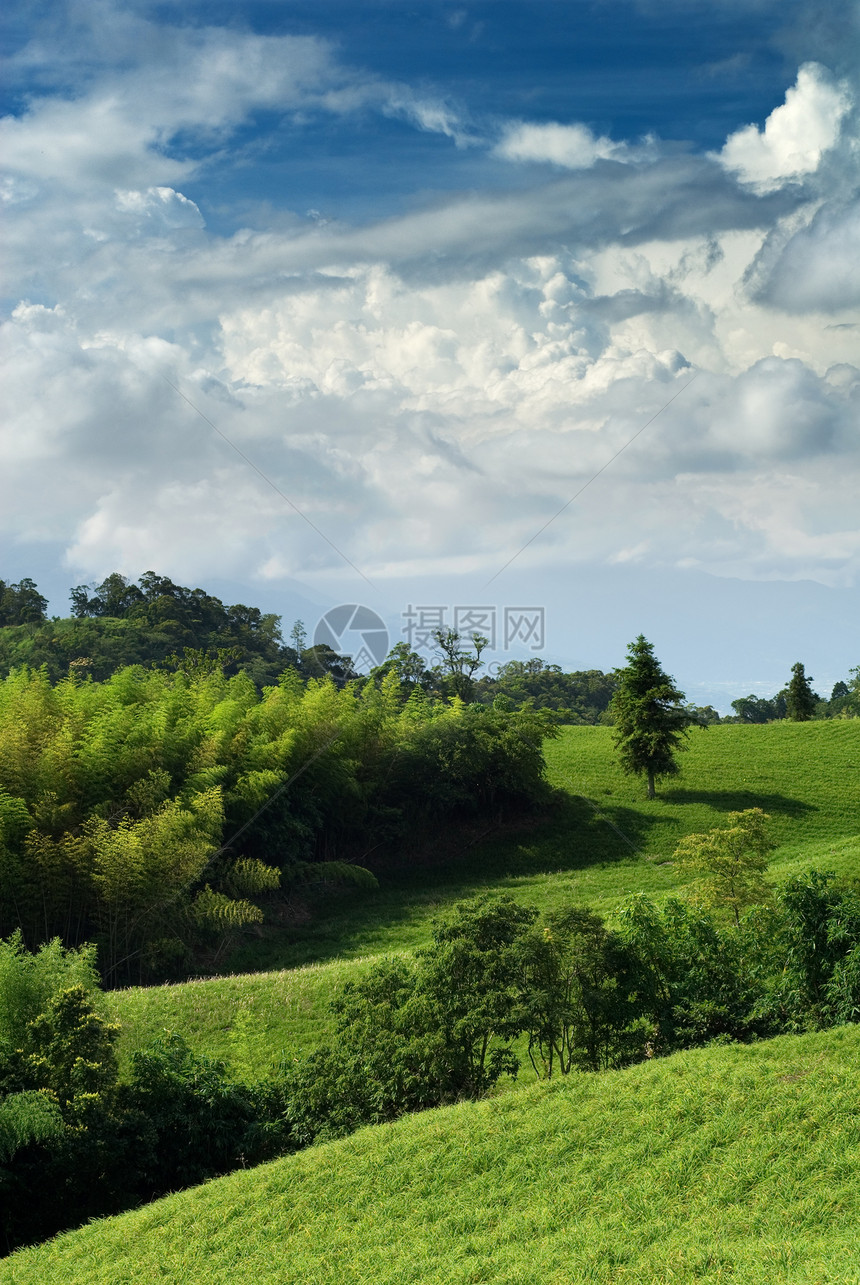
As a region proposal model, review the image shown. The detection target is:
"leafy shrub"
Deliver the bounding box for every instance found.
[285,897,538,1142]
[758,870,860,1029]
[378,703,555,826]
[617,894,763,1052]
[0,933,103,1057]
[0,953,292,1252]
[121,1035,291,1190]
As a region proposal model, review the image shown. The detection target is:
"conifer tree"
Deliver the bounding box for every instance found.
[609,635,690,799]
[786,661,818,721]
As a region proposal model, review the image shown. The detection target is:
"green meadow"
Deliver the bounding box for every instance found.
[109,721,860,1073]
[7,1023,860,1284]
[5,719,860,1278]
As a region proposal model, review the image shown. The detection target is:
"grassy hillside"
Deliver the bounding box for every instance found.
[546,721,860,865]
[6,1024,860,1284]
[109,721,860,1072]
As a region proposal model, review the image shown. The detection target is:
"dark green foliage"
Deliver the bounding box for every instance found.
[730,691,787,723]
[0,571,290,685]
[682,703,722,726]
[0,580,47,628]
[0,1090,62,1163]
[824,673,860,718]
[0,949,292,1252]
[378,702,555,825]
[609,636,691,798]
[416,896,538,1093]
[368,648,618,721]
[284,958,430,1141]
[430,629,489,702]
[785,661,819,722]
[283,876,860,1150]
[617,895,762,1052]
[286,897,538,1141]
[475,659,617,724]
[367,642,434,697]
[518,907,648,1075]
[763,870,860,1027]
[121,1035,290,1190]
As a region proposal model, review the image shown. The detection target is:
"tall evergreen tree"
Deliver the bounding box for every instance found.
[785,661,818,721]
[609,635,690,799]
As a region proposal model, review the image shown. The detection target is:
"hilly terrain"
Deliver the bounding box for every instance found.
[109,721,860,1073]
[2,718,858,1276]
[5,1024,859,1284]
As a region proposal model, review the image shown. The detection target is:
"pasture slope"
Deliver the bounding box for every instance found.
[4,721,857,1281]
[4,1025,860,1284]
[109,722,860,1073]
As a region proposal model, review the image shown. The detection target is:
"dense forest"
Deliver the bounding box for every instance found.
[2,573,857,720]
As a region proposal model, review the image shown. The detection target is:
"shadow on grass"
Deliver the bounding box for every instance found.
[453,792,676,880]
[223,791,672,975]
[661,789,817,820]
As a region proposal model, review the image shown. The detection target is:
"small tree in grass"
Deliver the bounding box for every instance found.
[609,635,690,799]
[786,662,818,721]
[673,808,776,926]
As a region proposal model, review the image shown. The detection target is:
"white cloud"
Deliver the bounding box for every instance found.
[381,90,474,146]
[0,12,473,203]
[3,231,856,592]
[717,63,853,189]
[753,201,860,312]
[1,20,858,601]
[114,187,204,230]
[494,121,624,168]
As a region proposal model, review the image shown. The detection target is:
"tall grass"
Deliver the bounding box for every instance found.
[6,1024,860,1283]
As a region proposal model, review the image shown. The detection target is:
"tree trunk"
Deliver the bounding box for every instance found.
[647,768,655,800]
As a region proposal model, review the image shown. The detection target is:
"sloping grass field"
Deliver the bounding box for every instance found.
[4,720,860,1279]
[6,1023,860,1284]
[109,722,860,1073]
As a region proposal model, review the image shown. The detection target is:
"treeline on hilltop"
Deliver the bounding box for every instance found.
[3,851,860,1251]
[2,572,857,722]
[0,572,327,688]
[0,573,621,722]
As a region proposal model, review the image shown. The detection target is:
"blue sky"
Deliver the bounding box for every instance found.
[1,0,858,707]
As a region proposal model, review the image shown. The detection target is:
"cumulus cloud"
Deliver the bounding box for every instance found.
[114,187,205,230]
[1,9,858,600]
[752,201,860,312]
[494,121,624,168]
[3,231,857,591]
[716,63,853,189]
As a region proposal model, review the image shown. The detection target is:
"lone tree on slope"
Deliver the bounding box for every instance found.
[786,661,818,722]
[609,635,690,800]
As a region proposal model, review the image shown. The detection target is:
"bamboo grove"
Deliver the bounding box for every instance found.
[0,664,552,984]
